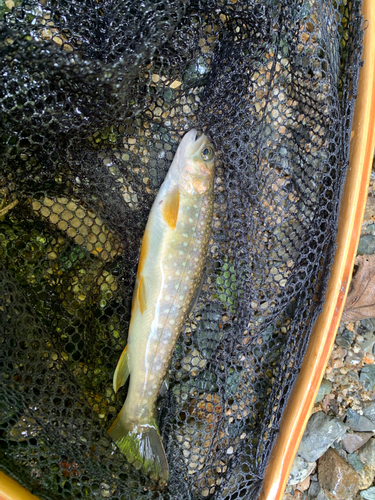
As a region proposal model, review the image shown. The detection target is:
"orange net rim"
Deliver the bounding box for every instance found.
[260,1,375,499]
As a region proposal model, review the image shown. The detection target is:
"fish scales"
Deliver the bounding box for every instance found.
[108,129,215,481]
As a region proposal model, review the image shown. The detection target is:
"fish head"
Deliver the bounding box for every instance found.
[176,129,215,195]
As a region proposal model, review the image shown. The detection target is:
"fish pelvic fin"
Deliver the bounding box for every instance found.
[108,412,169,482]
[113,345,130,393]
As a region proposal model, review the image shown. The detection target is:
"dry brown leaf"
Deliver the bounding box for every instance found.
[342,254,375,322]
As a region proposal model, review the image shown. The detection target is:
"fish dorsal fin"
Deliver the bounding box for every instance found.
[137,276,147,314]
[113,345,130,393]
[161,186,179,230]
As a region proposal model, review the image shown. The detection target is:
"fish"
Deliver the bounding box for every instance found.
[107,129,215,482]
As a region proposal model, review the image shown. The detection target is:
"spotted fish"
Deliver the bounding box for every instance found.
[107,129,215,481]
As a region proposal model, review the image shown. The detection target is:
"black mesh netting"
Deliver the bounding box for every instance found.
[0,0,364,498]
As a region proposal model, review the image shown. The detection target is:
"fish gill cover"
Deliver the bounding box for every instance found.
[0,0,364,499]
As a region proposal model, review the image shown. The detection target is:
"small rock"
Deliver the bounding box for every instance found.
[360,319,375,333]
[308,480,321,498]
[317,491,330,500]
[358,465,375,491]
[336,329,354,349]
[288,455,316,485]
[346,350,364,365]
[346,410,375,432]
[342,434,373,454]
[315,379,333,403]
[296,475,311,492]
[360,487,375,500]
[363,403,375,423]
[364,197,375,221]
[360,366,375,391]
[318,448,360,500]
[348,452,365,472]
[357,234,375,256]
[298,412,347,463]
[359,438,375,468]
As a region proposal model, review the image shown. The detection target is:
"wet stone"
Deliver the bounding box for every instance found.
[361,487,375,500]
[308,480,321,498]
[363,403,375,423]
[342,433,373,454]
[298,412,347,463]
[336,329,354,349]
[358,438,375,468]
[360,319,375,334]
[318,448,360,500]
[288,455,316,486]
[360,366,375,391]
[315,379,333,403]
[357,234,375,256]
[347,452,365,472]
[346,410,375,433]
[358,465,375,491]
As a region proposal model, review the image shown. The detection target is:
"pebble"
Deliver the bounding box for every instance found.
[357,234,375,255]
[308,480,321,498]
[363,403,375,423]
[347,452,364,472]
[361,487,375,500]
[336,329,354,349]
[361,319,375,334]
[318,448,360,500]
[315,379,333,403]
[342,433,374,454]
[358,438,375,468]
[358,465,375,491]
[298,412,347,463]
[346,350,364,365]
[360,366,375,391]
[288,455,316,485]
[346,409,375,432]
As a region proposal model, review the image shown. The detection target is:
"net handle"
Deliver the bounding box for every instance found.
[259,2,375,499]
[0,472,40,500]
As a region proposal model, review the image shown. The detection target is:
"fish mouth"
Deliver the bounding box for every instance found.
[184,129,210,157]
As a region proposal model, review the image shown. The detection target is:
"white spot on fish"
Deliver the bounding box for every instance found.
[182,262,186,267]
[176,271,180,275]
[183,242,187,246]
[183,233,188,237]
[188,218,193,223]
[179,250,184,255]
[170,319,175,325]
[195,258,198,261]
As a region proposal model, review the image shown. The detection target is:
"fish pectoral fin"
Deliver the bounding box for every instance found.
[113,345,130,393]
[161,186,179,230]
[137,276,147,314]
[187,272,205,317]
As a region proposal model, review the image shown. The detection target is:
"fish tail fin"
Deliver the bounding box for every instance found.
[108,410,169,482]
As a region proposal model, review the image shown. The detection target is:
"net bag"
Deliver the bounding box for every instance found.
[0,1,364,499]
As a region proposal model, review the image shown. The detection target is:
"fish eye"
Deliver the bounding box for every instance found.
[201,145,214,161]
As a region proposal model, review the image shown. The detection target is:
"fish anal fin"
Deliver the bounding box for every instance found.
[138,276,147,314]
[161,186,179,230]
[113,345,130,393]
